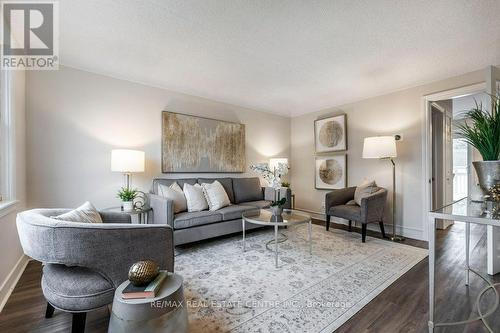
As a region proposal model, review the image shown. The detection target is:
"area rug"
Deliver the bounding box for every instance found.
[175,224,427,332]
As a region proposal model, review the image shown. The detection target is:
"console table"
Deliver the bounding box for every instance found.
[428,198,500,332]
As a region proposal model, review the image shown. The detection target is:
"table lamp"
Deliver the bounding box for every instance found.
[362,136,404,241]
[111,149,145,189]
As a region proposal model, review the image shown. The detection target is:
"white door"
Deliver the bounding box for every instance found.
[486,66,500,275]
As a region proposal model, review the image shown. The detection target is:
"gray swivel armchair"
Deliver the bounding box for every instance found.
[325,187,387,242]
[16,209,174,333]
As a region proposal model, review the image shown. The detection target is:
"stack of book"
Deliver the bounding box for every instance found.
[122,271,168,299]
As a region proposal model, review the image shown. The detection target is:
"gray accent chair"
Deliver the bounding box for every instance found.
[325,186,387,242]
[16,209,174,333]
[148,177,292,245]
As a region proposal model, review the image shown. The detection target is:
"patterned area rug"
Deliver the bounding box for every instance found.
[175,224,427,333]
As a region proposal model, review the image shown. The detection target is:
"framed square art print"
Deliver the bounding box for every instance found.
[314,114,346,153]
[315,155,347,190]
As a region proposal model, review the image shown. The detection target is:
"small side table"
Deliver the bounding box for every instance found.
[104,206,152,224]
[108,272,188,333]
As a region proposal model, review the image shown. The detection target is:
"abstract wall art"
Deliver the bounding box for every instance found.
[162,112,245,173]
[315,155,347,189]
[314,114,347,153]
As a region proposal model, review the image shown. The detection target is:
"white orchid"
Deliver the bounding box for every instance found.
[250,162,289,189]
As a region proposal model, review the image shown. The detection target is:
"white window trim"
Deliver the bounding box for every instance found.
[0,68,16,203]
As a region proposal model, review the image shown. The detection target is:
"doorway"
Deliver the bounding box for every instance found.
[428,91,488,229]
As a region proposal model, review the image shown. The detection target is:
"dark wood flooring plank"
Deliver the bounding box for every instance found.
[1,221,499,332]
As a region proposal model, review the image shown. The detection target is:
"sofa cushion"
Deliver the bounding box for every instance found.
[183,183,209,212]
[42,264,114,312]
[174,211,223,229]
[217,205,260,221]
[201,180,231,211]
[198,178,235,203]
[354,179,378,205]
[233,177,263,204]
[158,182,187,213]
[51,201,103,224]
[243,200,272,209]
[329,205,361,221]
[152,178,197,195]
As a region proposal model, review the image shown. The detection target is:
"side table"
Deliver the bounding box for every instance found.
[104,206,152,224]
[108,272,188,333]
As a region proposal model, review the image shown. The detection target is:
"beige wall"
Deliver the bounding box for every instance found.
[26,66,291,209]
[291,68,486,240]
[0,69,27,310]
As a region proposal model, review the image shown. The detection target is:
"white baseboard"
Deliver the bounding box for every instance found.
[0,255,30,312]
[295,208,425,241]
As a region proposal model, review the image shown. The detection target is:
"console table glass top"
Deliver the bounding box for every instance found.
[430,197,500,226]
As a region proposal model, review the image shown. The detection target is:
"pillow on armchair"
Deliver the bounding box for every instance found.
[354,179,378,205]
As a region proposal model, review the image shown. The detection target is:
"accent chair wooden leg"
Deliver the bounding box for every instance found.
[71,312,86,333]
[362,224,367,243]
[379,221,386,238]
[348,220,352,232]
[45,302,55,318]
[326,215,331,231]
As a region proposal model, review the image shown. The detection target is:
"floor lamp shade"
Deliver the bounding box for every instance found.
[362,136,397,159]
[111,149,145,173]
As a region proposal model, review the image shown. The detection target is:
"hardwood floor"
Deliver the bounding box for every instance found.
[1,221,499,332]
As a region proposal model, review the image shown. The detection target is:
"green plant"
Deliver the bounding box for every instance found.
[456,96,500,161]
[281,181,290,188]
[270,197,287,208]
[117,187,138,202]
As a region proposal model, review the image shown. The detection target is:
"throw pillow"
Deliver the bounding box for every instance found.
[158,182,187,213]
[354,179,378,206]
[345,199,357,206]
[183,183,208,212]
[201,180,230,211]
[51,201,103,223]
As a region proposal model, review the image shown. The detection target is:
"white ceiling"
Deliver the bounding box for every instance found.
[60,0,500,117]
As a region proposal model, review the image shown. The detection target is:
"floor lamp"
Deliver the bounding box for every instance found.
[362,136,404,242]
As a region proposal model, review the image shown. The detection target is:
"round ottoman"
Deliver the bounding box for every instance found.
[108,272,188,333]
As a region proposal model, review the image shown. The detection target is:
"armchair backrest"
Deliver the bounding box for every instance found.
[17,209,174,287]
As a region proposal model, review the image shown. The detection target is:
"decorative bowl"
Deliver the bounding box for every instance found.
[128,260,159,286]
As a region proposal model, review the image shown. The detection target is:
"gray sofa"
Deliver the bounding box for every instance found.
[16,209,174,333]
[325,186,387,242]
[148,177,291,245]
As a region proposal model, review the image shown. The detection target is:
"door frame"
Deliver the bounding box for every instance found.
[421,82,485,241]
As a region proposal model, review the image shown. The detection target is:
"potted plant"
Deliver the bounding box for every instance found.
[117,187,138,211]
[456,96,500,199]
[270,197,287,216]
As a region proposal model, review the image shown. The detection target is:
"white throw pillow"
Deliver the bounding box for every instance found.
[158,182,187,213]
[354,179,378,205]
[183,183,208,212]
[201,180,230,211]
[51,201,103,223]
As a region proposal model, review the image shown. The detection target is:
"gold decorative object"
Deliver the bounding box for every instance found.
[128,260,159,286]
[489,184,500,203]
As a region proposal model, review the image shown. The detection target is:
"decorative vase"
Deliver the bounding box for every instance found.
[123,201,134,212]
[271,206,283,216]
[473,161,500,199]
[128,260,160,286]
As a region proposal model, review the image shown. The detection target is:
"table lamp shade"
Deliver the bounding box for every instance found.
[111,149,145,173]
[362,136,397,159]
[269,158,289,170]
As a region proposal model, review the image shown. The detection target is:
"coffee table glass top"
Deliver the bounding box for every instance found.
[242,209,311,226]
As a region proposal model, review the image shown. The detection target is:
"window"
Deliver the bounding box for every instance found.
[0,68,15,203]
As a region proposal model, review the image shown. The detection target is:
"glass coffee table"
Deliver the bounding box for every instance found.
[242,209,312,268]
